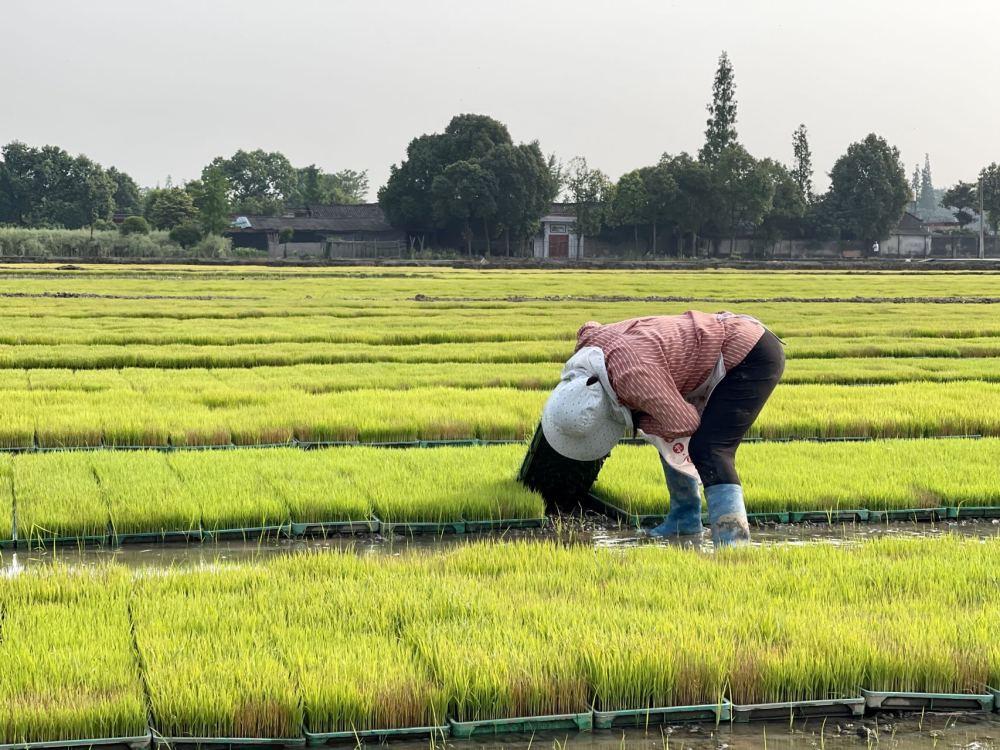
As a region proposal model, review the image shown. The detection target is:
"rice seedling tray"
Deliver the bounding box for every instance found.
[0,733,152,750]
[304,724,449,746]
[593,700,731,729]
[731,697,865,722]
[448,711,593,738]
[200,524,292,542]
[860,688,994,712]
[111,530,205,545]
[23,532,110,548]
[462,516,549,532]
[867,507,948,523]
[152,736,305,748]
[788,509,869,523]
[947,505,1000,519]
[376,517,466,535]
[289,519,379,537]
[989,687,999,713]
[745,512,791,525]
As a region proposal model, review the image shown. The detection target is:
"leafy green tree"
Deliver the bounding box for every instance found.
[205,149,296,215]
[640,162,679,254]
[758,159,808,243]
[293,166,369,205]
[431,160,498,254]
[699,51,738,165]
[791,124,813,203]
[188,166,231,235]
[106,167,141,215]
[660,153,714,256]
[941,181,978,231]
[919,154,936,211]
[482,142,558,255]
[279,227,294,257]
[169,221,203,249]
[145,187,197,230]
[979,163,1000,237]
[709,145,774,254]
[565,157,611,247]
[120,215,150,236]
[910,165,921,212]
[826,133,910,245]
[380,114,551,254]
[610,170,648,252]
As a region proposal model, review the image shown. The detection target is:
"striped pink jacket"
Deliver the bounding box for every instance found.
[575,311,764,439]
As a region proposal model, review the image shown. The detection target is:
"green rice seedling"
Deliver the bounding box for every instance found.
[352,445,544,523]
[166,450,291,533]
[0,454,12,543]
[252,448,372,524]
[132,566,303,740]
[91,450,201,538]
[13,451,109,543]
[0,564,147,745]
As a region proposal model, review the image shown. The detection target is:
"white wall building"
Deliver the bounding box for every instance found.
[532,204,583,259]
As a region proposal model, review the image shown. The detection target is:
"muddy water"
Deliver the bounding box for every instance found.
[2,517,997,573]
[427,712,1000,750]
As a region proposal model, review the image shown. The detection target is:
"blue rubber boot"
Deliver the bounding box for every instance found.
[647,461,704,537]
[705,483,751,547]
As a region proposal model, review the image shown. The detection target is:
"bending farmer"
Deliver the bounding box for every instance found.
[541,311,784,546]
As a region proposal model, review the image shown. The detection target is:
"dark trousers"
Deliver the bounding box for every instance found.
[689,331,785,487]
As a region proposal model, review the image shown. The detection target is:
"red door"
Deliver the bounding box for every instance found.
[548,234,569,258]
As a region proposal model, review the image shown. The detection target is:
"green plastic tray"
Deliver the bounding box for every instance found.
[200,524,292,542]
[989,687,999,713]
[377,518,466,535]
[594,701,730,729]
[152,736,305,748]
[732,697,864,722]
[111,529,203,545]
[947,506,1000,519]
[789,510,869,523]
[23,532,110,549]
[868,508,948,523]
[304,724,448,746]
[289,520,379,537]
[861,688,994,712]
[0,733,151,750]
[745,512,791,525]
[462,517,549,533]
[448,711,592,738]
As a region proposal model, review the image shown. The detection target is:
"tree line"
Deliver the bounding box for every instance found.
[0,144,367,247]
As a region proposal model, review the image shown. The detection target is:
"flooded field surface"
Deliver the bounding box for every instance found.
[4,516,997,572]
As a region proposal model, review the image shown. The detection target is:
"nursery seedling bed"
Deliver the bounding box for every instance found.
[0,735,151,750]
[948,506,1000,519]
[289,519,379,537]
[731,698,865,722]
[861,689,994,712]
[588,493,664,528]
[304,725,449,746]
[448,712,593,739]
[593,701,731,729]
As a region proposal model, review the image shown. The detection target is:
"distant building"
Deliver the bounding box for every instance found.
[881,211,931,256]
[531,204,583,259]
[226,203,405,258]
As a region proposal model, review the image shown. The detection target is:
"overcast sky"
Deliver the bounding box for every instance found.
[2,0,997,199]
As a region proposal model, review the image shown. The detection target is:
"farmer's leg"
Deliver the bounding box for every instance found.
[689,331,785,546]
[647,456,704,537]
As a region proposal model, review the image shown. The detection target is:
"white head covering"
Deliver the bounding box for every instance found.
[541,347,632,462]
